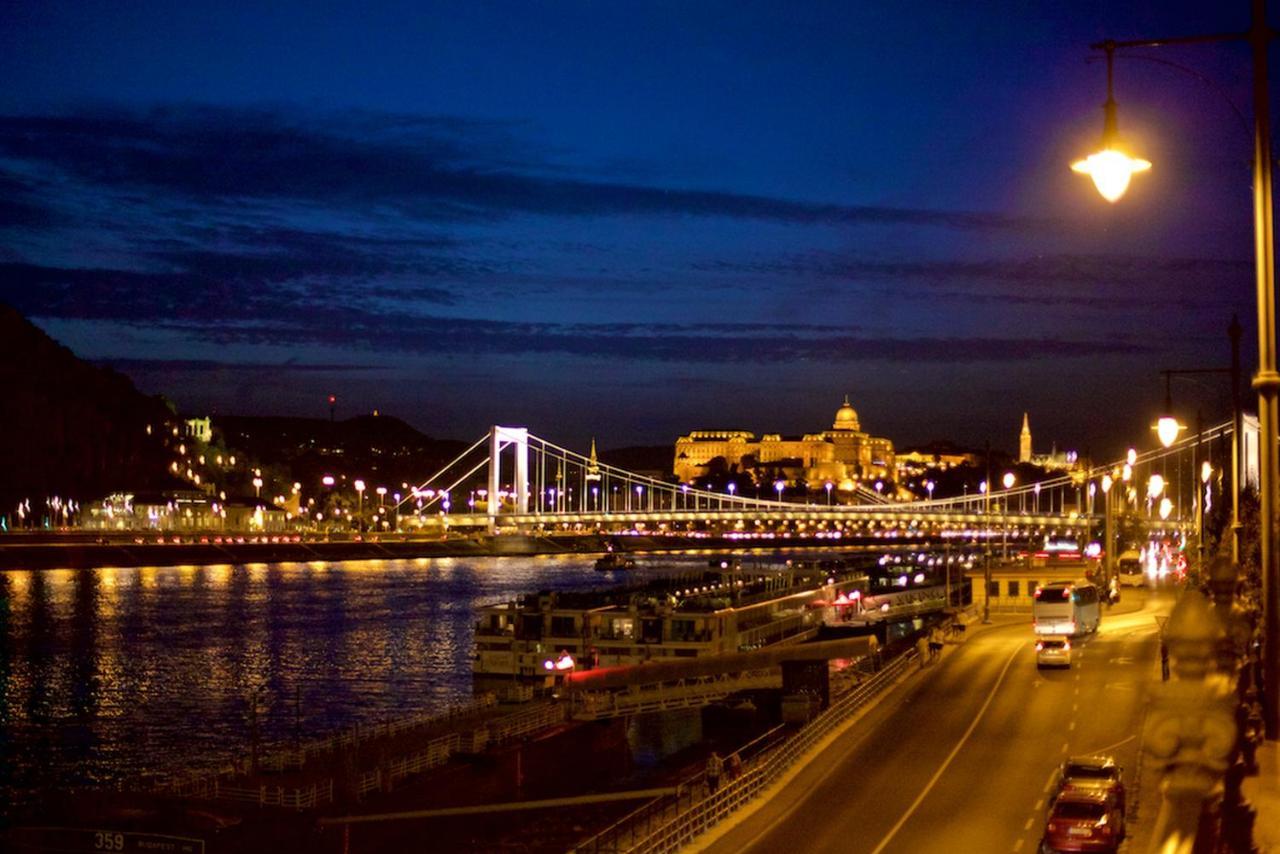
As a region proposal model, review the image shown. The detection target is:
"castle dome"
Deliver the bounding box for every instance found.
[832,395,860,431]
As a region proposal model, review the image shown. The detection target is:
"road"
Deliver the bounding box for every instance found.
[703,588,1171,854]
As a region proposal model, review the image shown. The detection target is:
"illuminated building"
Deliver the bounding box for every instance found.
[1019,413,1082,473]
[673,396,895,489]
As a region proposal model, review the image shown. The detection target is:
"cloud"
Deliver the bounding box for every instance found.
[96,358,386,374]
[696,250,1249,310]
[0,105,1048,230]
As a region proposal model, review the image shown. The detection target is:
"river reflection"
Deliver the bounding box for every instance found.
[0,555,712,810]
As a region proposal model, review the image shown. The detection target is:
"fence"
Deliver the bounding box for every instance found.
[355,733,461,797]
[486,701,568,745]
[570,651,917,854]
[162,777,336,810]
[257,692,497,773]
[155,693,497,802]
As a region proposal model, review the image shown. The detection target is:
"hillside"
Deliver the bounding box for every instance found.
[214,413,470,488]
[0,303,178,505]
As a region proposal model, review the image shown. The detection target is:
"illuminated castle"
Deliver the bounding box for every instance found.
[673,396,895,490]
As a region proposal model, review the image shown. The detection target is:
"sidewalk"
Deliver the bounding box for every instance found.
[1244,741,1280,852]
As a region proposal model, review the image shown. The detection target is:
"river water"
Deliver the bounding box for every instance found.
[0,554,735,811]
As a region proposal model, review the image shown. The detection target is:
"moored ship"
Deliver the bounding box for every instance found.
[473,560,876,688]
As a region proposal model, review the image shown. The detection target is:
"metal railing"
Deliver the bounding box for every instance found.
[486,701,568,745]
[163,777,336,810]
[355,733,460,797]
[155,693,497,800]
[569,651,917,854]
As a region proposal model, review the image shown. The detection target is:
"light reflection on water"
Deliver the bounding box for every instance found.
[0,555,705,809]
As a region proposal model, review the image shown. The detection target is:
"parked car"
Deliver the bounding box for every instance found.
[1036,635,1072,668]
[1041,789,1123,852]
[1055,754,1125,813]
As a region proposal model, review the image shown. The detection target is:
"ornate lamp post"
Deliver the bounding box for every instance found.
[1073,1,1280,738]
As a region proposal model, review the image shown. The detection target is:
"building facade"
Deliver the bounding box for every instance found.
[673,396,895,489]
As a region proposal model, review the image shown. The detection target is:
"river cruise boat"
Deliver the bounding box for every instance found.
[473,562,872,687]
[594,552,636,572]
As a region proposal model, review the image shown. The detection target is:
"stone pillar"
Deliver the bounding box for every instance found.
[1144,592,1238,854]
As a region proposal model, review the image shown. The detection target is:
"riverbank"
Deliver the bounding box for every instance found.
[0,531,931,570]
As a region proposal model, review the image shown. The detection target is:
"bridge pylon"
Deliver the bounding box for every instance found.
[488,426,529,530]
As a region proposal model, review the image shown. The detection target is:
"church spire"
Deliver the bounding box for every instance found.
[1019,412,1032,463]
[586,437,601,482]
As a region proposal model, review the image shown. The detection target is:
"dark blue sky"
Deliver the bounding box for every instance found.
[0,1,1265,456]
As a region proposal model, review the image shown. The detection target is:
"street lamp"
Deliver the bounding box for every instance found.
[1001,473,1015,559]
[1101,474,1115,589]
[925,480,935,502]
[252,477,263,498]
[774,480,785,502]
[1073,4,1280,738]
[354,479,365,527]
[825,481,834,505]
[1155,373,1187,449]
[1069,43,1151,202]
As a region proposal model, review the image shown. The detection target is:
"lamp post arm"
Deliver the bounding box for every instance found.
[1089,31,1251,52]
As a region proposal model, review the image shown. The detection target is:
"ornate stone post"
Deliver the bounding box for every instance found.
[1144,592,1239,854]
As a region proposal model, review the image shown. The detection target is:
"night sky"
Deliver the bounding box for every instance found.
[0,1,1266,457]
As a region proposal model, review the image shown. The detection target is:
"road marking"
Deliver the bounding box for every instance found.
[1034,798,1043,810]
[1080,733,1136,756]
[1072,703,1078,712]
[1062,742,1069,753]
[1069,721,1076,731]
[867,642,1022,854]
[1013,839,1024,852]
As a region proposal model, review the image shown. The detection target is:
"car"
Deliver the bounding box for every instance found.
[1055,754,1125,813]
[1116,552,1144,587]
[1041,789,1123,852]
[1036,635,1072,668]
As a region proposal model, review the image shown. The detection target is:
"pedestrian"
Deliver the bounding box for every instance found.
[928,626,944,661]
[916,635,929,667]
[726,751,742,781]
[706,751,724,794]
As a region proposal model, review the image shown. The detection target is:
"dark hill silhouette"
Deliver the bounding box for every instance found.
[599,445,673,478]
[0,303,179,506]
[215,413,469,488]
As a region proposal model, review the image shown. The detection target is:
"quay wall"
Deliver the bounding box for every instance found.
[0,532,933,570]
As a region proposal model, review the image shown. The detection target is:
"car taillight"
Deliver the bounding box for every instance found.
[1047,822,1058,833]
[1063,640,1070,650]
[1036,642,1044,651]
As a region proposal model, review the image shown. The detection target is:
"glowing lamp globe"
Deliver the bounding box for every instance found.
[1071,149,1151,203]
[1159,497,1173,520]
[1126,448,1137,467]
[1147,474,1165,500]
[1201,461,1213,484]
[1155,415,1183,448]
[1002,472,1015,490]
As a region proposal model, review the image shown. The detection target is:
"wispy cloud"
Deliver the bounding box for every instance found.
[0,105,1049,230]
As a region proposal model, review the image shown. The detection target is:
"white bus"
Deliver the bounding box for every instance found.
[1033,580,1101,637]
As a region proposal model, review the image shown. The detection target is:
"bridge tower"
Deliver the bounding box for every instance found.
[585,438,602,512]
[488,426,529,530]
[1020,412,1032,463]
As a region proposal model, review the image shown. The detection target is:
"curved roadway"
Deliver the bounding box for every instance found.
[700,589,1170,854]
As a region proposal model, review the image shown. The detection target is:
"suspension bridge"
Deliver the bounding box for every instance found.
[388,421,1241,544]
